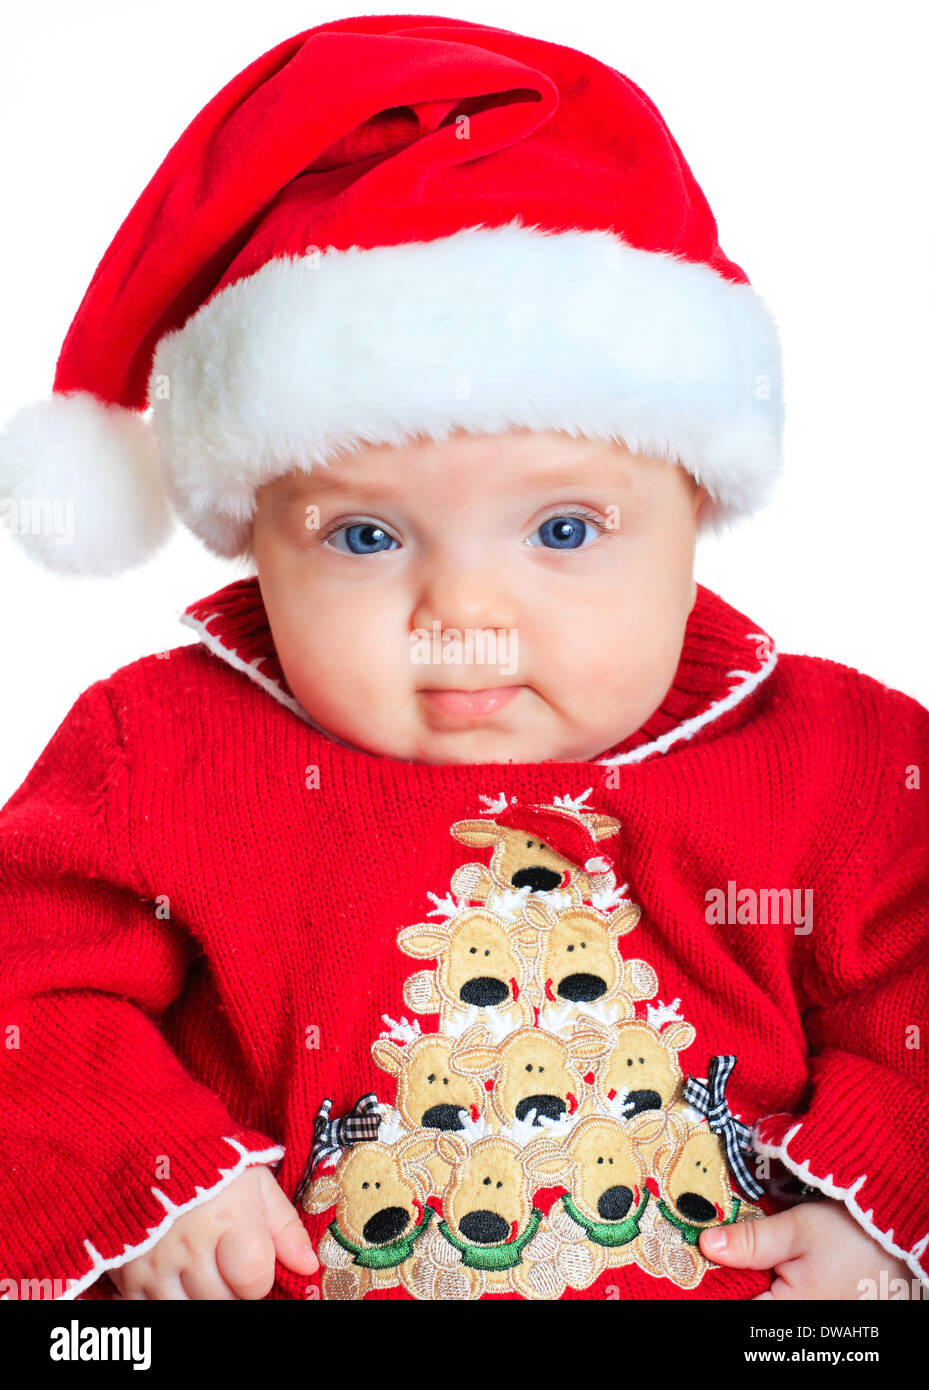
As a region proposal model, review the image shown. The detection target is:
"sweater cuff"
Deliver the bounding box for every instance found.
[1,1128,284,1302]
[752,1051,929,1293]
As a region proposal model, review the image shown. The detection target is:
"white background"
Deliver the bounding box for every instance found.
[1,0,927,802]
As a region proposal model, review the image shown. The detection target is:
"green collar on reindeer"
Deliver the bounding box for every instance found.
[438,1208,543,1271]
[560,1187,651,1247]
[656,1197,741,1246]
[328,1205,434,1269]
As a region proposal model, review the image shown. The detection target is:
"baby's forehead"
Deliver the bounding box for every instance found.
[264,431,654,504]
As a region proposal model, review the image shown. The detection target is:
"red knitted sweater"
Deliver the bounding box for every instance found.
[1,578,926,1302]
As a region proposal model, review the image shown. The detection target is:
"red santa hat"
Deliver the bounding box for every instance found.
[489,801,619,876]
[0,12,783,576]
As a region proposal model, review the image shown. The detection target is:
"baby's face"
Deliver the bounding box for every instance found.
[251,429,704,764]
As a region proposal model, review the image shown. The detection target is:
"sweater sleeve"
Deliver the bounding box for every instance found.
[752,679,929,1292]
[0,680,284,1302]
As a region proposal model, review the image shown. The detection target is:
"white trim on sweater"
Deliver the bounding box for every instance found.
[54,1137,286,1301]
[181,608,777,768]
[752,1119,929,1294]
[179,608,361,752]
[595,634,778,766]
[181,610,316,728]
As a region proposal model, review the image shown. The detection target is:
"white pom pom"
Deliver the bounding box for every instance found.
[0,391,173,575]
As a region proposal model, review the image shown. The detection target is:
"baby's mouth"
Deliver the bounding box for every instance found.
[418,686,523,719]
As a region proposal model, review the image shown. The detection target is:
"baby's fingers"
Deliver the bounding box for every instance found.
[257,1168,319,1276]
[215,1222,277,1300]
[699,1209,806,1271]
[752,1276,803,1300]
[179,1251,241,1301]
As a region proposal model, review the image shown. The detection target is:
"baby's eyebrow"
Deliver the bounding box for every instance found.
[501,463,638,493]
[277,459,636,504]
[277,470,355,502]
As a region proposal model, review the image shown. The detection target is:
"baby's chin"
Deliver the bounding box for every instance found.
[307,705,630,766]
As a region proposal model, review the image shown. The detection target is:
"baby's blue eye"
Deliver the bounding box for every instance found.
[530,516,597,550]
[327,523,398,555]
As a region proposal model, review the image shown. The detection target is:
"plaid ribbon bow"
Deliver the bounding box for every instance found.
[293,1093,381,1206]
[682,1055,764,1200]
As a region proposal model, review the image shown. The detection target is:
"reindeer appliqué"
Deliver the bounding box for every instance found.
[302,790,764,1300]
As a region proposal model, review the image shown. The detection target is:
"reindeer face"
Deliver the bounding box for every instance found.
[451,820,577,895]
[538,908,619,1004]
[332,1144,427,1248]
[493,831,576,895]
[454,1024,607,1128]
[397,908,528,1014]
[496,1030,579,1125]
[443,1138,532,1245]
[565,1118,645,1224]
[373,1034,484,1132]
[597,1023,685,1117]
[444,911,525,1009]
[665,1130,733,1226]
[450,806,622,904]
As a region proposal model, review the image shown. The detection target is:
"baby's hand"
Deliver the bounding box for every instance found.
[699,1197,912,1299]
[110,1165,319,1300]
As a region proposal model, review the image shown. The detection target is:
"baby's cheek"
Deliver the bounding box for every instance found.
[570,647,670,731]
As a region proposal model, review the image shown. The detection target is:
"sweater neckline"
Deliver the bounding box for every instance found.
[178,576,776,767]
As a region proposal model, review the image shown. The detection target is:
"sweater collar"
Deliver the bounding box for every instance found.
[179,576,776,766]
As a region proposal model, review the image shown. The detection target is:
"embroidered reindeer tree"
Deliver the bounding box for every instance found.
[301,791,765,1301]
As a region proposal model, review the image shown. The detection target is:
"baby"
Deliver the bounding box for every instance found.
[111,429,918,1300]
[0,14,926,1306]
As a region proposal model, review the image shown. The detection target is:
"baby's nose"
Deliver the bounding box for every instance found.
[412,552,519,636]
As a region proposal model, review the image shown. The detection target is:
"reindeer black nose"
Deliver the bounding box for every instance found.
[515,1094,565,1124]
[460,977,509,1007]
[597,1186,634,1221]
[362,1207,409,1244]
[460,1210,510,1244]
[676,1193,717,1224]
[557,973,607,1002]
[421,1103,466,1131]
[626,1089,662,1116]
[512,866,563,893]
